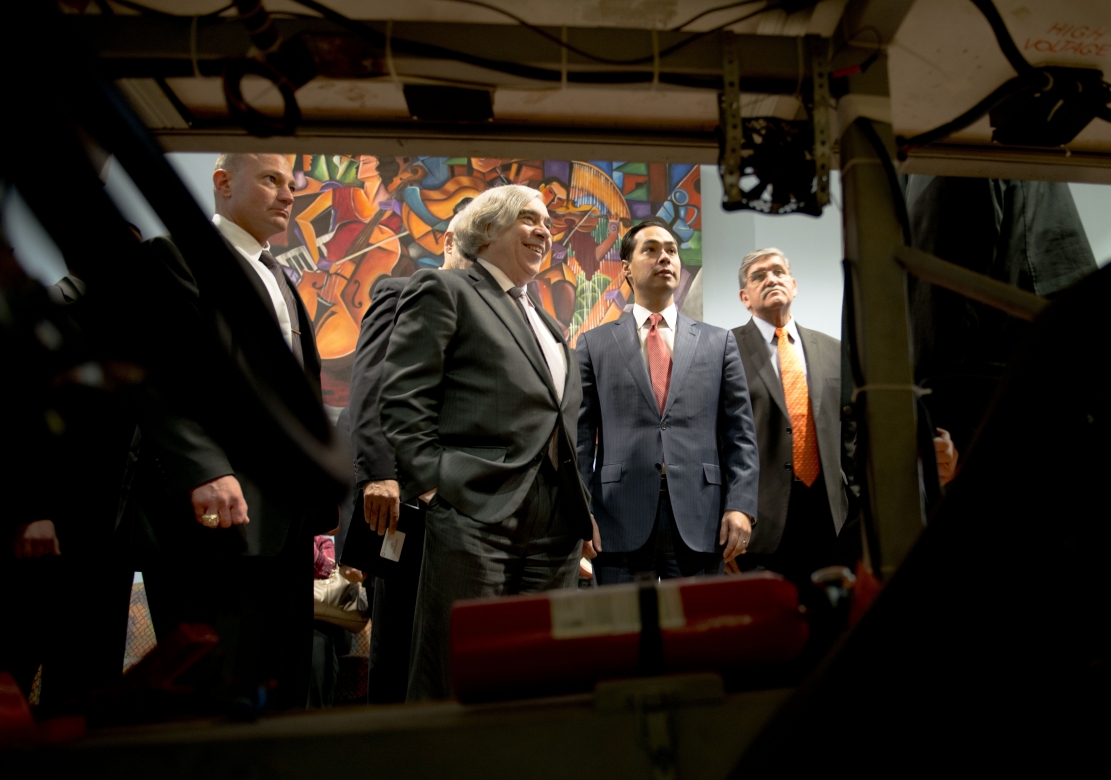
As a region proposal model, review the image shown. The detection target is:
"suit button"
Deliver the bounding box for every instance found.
[655,463,662,470]
[661,423,667,430]
[786,427,792,433]
[843,405,853,416]
[784,462,792,469]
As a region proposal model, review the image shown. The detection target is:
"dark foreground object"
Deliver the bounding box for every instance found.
[735,263,1111,773]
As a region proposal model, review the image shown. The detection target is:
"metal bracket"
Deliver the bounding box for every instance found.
[809,35,831,208]
[595,673,725,780]
[719,31,744,209]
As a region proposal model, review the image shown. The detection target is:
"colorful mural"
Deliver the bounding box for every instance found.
[268,156,702,408]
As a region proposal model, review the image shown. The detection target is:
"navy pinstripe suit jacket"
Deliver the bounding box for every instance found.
[576,312,760,554]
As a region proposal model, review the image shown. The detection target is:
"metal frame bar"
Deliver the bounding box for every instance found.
[895,246,1049,322]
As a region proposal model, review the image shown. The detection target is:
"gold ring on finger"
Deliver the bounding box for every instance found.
[200,513,220,528]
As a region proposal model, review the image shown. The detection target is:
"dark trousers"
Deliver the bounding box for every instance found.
[741,475,839,583]
[593,480,723,585]
[407,459,582,702]
[307,621,352,708]
[143,532,313,710]
[0,553,132,707]
[367,506,424,704]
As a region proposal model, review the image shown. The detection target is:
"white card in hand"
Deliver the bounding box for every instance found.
[380,529,406,562]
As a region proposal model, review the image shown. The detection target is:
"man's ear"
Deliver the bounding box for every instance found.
[213,169,233,200]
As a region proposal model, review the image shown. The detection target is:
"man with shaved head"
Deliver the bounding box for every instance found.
[138,152,330,710]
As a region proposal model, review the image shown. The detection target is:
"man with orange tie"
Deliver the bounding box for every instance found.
[576,218,759,584]
[731,248,851,583]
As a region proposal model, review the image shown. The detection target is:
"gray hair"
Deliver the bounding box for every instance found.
[441,212,473,270]
[452,184,542,262]
[738,247,790,287]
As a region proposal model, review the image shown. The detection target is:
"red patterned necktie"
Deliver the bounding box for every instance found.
[776,327,819,486]
[647,313,672,416]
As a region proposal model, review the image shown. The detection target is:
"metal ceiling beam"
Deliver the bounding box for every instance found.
[69,15,811,92]
[149,121,721,162]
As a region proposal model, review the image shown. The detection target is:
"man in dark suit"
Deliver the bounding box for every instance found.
[906,176,1098,457]
[346,217,470,703]
[731,248,852,582]
[577,218,759,584]
[138,152,332,709]
[380,184,600,701]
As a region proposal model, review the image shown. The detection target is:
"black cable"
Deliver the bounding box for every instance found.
[854,117,911,247]
[831,26,881,78]
[895,71,1044,153]
[671,1,763,31]
[969,0,1033,76]
[107,0,234,17]
[293,0,781,69]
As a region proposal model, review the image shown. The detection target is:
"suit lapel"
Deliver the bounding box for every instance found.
[612,313,660,415]
[798,325,823,421]
[469,265,560,403]
[741,320,789,418]
[663,314,700,418]
[221,235,280,325]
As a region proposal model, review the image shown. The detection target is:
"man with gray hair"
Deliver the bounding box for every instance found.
[730,248,853,583]
[381,184,601,700]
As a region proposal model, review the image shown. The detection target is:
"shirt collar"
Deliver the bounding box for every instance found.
[752,313,800,345]
[213,214,268,262]
[633,302,678,331]
[476,257,518,294]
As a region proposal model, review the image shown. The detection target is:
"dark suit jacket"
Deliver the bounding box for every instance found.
[137,235,330,557]
[380,264,591,538]
[350,276,406,487]
[732,319,847,554]
[577,313,759,554]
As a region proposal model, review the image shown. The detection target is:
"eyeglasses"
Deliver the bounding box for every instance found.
[746,267,790,285]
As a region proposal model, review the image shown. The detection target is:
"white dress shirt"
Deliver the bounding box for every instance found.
[632,302,677,369]
[213,214,294,351]
[751,314,808,381]
[477,258,568,388]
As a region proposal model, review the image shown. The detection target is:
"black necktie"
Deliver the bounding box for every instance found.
[259,250,304,368]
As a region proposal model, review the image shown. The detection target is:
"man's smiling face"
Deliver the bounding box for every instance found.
[482,197,553,286]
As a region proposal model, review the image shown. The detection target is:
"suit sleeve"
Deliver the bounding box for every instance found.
[379,271,458,498]
[137,236,234,493]
[349,282,402,485]
[575,333,600,501]
[718,330,760,519]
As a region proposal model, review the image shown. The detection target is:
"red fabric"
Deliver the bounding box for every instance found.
[647,313,672,416]
[314,536,337,579]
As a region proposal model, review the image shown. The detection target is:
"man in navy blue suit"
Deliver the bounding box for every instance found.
[576,218,760,584]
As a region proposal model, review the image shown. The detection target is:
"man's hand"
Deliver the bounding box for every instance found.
[340,565,366,584]
[582,514,603,559]
[13,520,61,558]
[363,479,400,536]
[191,475,249,528]
[719,510,753,562]
[934,428,958,485]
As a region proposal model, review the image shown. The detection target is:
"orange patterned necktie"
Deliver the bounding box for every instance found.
[776,327,819,486]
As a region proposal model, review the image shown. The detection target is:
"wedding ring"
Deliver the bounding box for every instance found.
[200,513,220,528]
